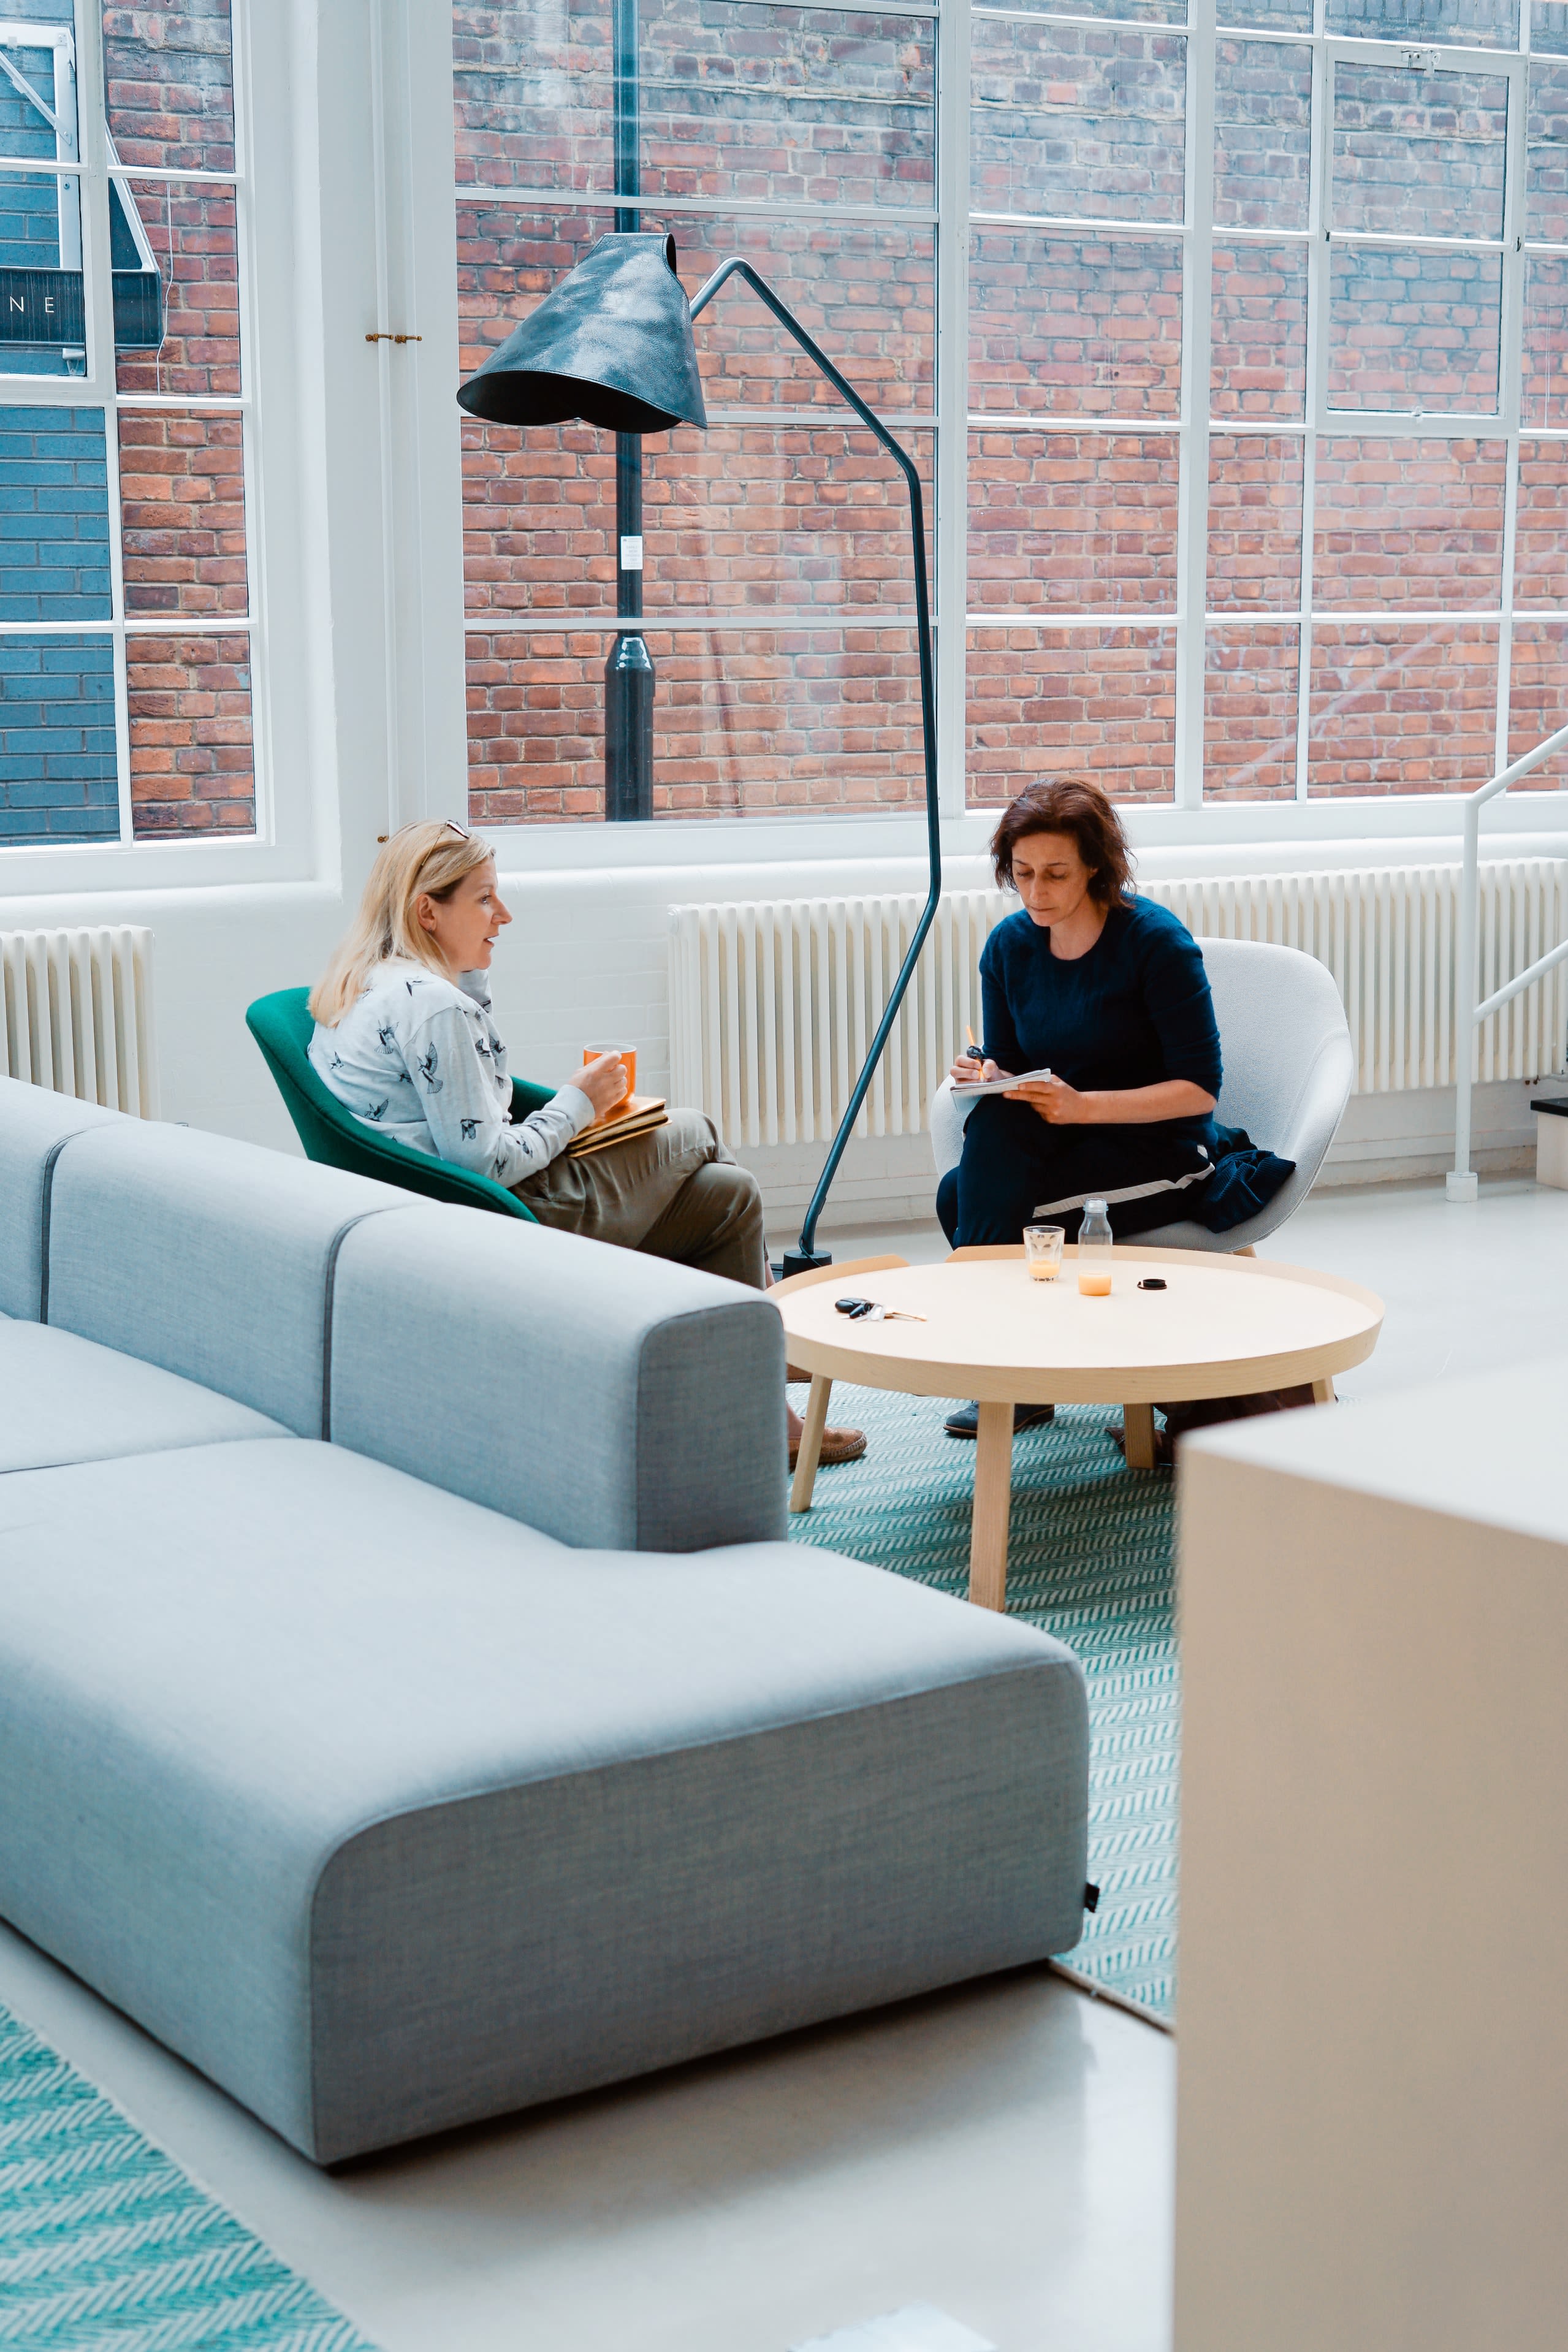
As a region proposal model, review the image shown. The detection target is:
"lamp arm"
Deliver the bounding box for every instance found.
[690,258,943,1269]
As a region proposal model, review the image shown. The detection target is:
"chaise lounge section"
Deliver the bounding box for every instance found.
[0,1077,1090,2163]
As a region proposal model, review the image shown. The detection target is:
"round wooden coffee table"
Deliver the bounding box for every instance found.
[775,1245,1383,1611]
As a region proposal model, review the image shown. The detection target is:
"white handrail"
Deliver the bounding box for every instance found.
[1448,718,1568,1202]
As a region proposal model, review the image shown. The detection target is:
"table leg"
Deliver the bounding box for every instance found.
[1122,1401,1158,1470]
[969,1401,1014,1612]
[790,1374,832,1513]
[1311,1376,1337,1406]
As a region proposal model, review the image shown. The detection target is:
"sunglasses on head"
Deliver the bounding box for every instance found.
[376,819,471,845]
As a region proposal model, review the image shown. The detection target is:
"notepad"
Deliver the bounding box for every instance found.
[565,1094,669,1159]
[950,1066,1053,1101]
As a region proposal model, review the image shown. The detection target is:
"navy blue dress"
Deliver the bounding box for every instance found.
[940,895,1224,1246]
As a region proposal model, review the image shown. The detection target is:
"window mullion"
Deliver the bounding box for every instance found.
[1174,0,1214,810]
[1496,43,1530,777]
[1296,10,1333,802]
[70,0,131,840]
[935,0,970,816]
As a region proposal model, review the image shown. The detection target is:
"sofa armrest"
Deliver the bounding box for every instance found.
[509,1077,557,1120]
[327,1203,786,1551]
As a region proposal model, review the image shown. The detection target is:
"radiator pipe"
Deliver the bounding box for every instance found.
[685,261,943,1277]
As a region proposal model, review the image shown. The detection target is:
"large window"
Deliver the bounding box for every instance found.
[457,0,1568,821]
[0,0,253,850]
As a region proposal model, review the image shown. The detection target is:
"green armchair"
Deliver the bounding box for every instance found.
[245,987,545,1222]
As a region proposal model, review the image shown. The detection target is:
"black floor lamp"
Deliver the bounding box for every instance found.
[457,230,942,1275]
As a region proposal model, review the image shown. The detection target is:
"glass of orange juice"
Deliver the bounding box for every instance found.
[1022,1223,1065,1281]
[584,1045,635,1106]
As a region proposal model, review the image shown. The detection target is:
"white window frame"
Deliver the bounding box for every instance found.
[450,0,1568,867]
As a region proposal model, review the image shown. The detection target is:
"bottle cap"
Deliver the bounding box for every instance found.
[1085,1197,1108,1212]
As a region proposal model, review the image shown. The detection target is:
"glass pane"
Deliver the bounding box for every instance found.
[1331,64,1509,244]
[452,1,935,210]
[115,178,240,399]
[119,411,247,618]
[1328,245,1503,416]
[0,633,117,845]
[0,405,109,620]
[1523,254,1568,427]
[1218,0,1312,25]
[1326,0,1517,46]
[103,1,235,175]
[992,0,1187,18]
[1506,623,1568,785]
[1307,622,1499,795]
[967,432,1180,616]
[1208,435,1303,612]
[1312,438,1506,612]
[0,12,72,164]
[969,230,1182,419]
[972,20,1186,226]
[1205,626,1299,799]
[1211,243,1307,419]
[0,174,86,378]
[1513,440,1568,604]
[465,622,927,822]
[1534,2,1568,53]
[461,422,932,620]
[1528,60,1568,244]
[1215,39,1312,234]
[126,629,254,835]
[457,207,934,414]
[966,627,1176,805]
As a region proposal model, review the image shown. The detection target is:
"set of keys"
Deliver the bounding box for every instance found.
[835,1296,927,1323]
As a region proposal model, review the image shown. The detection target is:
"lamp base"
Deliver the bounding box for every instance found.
[778,1249,832,1281]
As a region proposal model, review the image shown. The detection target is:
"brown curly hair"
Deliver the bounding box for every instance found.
[989,776,1135,907]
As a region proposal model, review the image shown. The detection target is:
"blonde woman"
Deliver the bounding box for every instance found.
[308,821,866,1466]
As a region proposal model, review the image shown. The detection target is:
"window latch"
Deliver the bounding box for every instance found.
[365,332,423,345]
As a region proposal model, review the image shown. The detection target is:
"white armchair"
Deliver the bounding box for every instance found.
[931,936,1355,1253]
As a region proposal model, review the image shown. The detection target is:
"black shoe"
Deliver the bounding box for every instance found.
[944,1400,1056,1439]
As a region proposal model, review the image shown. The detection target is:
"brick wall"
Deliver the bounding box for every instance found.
[0,408,110,622]
[124,630,254,835]
[104,1,254,838]
[0,637,118,843]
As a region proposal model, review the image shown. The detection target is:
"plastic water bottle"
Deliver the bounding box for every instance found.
[1077,1198,1114,1296]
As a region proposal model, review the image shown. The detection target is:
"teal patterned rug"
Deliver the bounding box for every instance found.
[0,2003,375,2351]
[788,1387,1178,2023]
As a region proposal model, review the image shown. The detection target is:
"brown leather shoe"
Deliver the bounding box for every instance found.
[789,1424,867,1470]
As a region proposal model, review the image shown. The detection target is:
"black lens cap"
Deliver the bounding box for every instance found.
[1137,1277,1167,1292]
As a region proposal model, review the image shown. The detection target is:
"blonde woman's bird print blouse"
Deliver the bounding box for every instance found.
[310,959,593,1187]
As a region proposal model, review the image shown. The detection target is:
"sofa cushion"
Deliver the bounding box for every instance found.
[0,1319,287,1472]
[44,1119,413,1436]
[329,1200,786,1551]
[0,1078,125,1322]
[0,1438,1089,2164]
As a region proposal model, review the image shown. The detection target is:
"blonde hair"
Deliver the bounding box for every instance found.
[310,822,496,1026]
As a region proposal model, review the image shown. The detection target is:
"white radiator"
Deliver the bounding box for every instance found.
[668,863,1568,1145]
[0,927,158,1118]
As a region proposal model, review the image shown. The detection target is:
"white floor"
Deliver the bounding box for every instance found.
[4,1176,1564,2352]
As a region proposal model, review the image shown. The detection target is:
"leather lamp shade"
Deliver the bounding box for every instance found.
[455,230,708,434]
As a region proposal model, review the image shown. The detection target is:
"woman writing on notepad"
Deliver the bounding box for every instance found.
[308,823,866,1466]
[940,774,1221,1255]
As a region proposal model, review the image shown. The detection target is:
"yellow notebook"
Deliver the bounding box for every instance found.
[565,1094,669,1160]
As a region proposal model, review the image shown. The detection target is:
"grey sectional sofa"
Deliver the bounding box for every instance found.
[0,1076,1090,2164]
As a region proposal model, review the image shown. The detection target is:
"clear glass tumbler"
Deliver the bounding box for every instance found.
[1022,1222,1066,1281]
